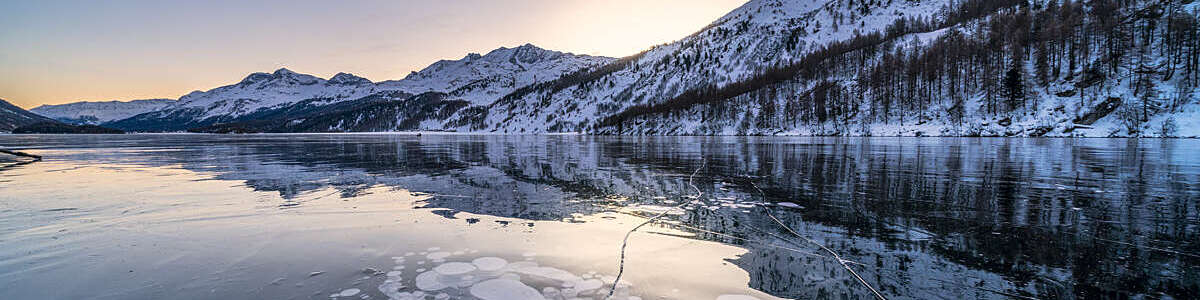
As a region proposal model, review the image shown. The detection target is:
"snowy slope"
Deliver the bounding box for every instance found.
[31,99,174,125]
[106,45,610,132]
[465,0,950,133]
[0,98,59,132]
[166,68,380,120]
[378,44,613,105]
[106,69,383,131]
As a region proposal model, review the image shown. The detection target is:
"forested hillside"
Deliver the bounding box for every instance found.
[592,0,1200,137]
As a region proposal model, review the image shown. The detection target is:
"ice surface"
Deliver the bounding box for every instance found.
[349,248,769,300]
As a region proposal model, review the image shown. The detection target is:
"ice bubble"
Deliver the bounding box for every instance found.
[505,261,538,271]
[415,271,448,291]
[336,288,361,297]
[427,252,452,260]
[561,287,579,298]
[574,278,604,292]
[777,202,802,208]
[387,271,403,277]
[428,247,441,251]
[512,266,582,283]
[434,262,477,276]
[542,287,561,298]
[469,279,546,300]
[472,257,508,272]
[378,285,400,298]
[716,295,760,300]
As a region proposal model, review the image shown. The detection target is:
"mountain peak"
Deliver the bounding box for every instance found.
[329,72,372,85]
[239,72,273,85]
[237,68,319,86]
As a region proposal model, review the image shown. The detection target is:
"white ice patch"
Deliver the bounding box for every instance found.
[355,250,752,300]
[362,253,637,300]
[333,288,361,297]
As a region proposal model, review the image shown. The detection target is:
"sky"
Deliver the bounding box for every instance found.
[0,0,747,109]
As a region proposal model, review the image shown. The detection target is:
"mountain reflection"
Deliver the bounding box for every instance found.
[4,135,1196,299]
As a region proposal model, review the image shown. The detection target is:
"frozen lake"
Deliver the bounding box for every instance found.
[1,134,1197,299]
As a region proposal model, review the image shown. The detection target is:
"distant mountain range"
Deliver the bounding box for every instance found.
[105,44,612,132]
[31,99,174,125]
[19,0,1200,137]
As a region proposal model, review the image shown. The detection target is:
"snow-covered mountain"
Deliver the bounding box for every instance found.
[443,0,1198,138]
[107,45,611,132]
[454,0,952,133]
[30,99,174,125]
[379,43,613,105]
[0,99,59,132]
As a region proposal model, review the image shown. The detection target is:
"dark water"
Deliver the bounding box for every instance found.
[1,134,1197,300]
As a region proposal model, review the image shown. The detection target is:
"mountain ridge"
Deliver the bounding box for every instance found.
[104,44,612,132]
[31,99,175,125]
